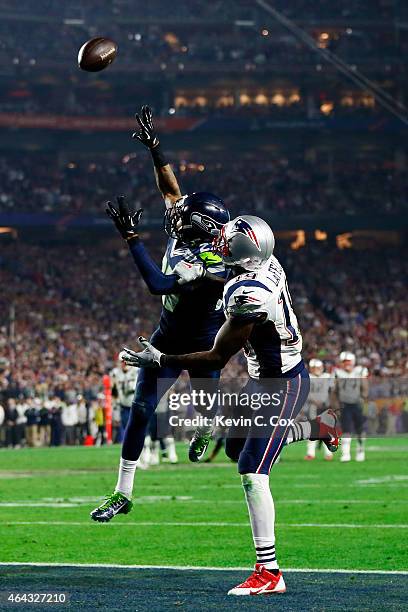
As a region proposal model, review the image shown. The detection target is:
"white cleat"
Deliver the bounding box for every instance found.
[356,450,365,462]
[340,453,351,463]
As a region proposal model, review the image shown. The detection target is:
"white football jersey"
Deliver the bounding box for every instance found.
[110,366,139,407]
[335,365,368,403]
[223,255,303,378]
[309,372,334,406]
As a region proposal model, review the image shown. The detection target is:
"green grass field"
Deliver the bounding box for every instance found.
[0,437,407,571]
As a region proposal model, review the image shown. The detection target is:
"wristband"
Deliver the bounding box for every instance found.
[150,144,169,168]
[126,234,140,244]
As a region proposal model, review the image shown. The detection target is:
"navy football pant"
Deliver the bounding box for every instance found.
[225,367,310,475]
[340,402,364,436]
[122,327,220,461]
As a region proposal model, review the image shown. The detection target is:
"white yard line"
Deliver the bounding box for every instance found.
[2,520,407,529]
[356,475,408,485]
[0,561,407,575]
[0,497,405,507]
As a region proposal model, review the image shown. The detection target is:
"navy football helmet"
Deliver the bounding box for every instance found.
[164,192,230,244]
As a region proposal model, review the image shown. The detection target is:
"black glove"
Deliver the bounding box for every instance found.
[106,196,143,241]
[132,105,159,149]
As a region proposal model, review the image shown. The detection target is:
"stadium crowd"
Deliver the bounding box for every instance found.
[0,0,403,66]
[0,0,400,21]
[0,237,406,448]
[0,154,406,217]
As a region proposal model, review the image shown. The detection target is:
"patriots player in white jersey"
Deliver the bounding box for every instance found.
[304,359,336,461]
[335,352,369,462]
[121,215,341,596]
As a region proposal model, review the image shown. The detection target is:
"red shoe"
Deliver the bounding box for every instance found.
[304,454,315,461]
[314,409,342,453]
[227,564,286,596]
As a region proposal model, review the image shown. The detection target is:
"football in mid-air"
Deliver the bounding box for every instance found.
[78,37,118,72]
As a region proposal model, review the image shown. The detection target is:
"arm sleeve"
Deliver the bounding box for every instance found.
[128,239,188,296]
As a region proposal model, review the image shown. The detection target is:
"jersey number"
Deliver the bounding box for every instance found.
[279,283,300,346]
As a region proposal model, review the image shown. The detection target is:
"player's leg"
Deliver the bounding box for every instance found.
[148,414,160,466]
[303,402,317,459]
[116,364,181,489]
[305,439,317,460]
[353,403,366,461]
[340,403,353,462]
[90,328,183,521]
[90,365,181,522]
[187,368,220,462]
[228,371,309,596]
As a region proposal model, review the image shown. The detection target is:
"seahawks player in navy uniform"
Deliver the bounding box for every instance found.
[122,215,341,595]
[91,106,229,522]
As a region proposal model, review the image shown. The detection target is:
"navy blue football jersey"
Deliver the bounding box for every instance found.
[158,238,228,347]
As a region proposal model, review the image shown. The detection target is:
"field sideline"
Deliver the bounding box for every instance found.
[0,437,407,572]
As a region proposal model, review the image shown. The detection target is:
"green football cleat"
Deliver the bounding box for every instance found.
[189,429,212,462]
[90,492,133,523]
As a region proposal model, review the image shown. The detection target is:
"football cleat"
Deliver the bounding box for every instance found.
[228,564,286,596]
[356,450,365,462]
[90,492,133,523]
[312,409,342,453]
[188,429,212,462]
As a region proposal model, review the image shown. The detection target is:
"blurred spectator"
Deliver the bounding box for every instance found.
[0,154,406,216]
[61,401,78,445]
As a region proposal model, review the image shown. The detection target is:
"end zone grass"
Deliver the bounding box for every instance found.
[0,438,407,571]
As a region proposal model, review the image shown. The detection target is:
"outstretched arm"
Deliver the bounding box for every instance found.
[106,196,218,295]
[121,317,255,370]
[133,105,182,207]
[163,317,254,369]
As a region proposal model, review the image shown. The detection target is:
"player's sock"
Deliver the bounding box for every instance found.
[241,473,279,570]
[163,436,178,463]
[115,457,137,499]
[306,439,317,457]
[285,421,311,445]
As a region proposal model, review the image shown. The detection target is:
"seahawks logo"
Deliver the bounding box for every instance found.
[191,213,221,235]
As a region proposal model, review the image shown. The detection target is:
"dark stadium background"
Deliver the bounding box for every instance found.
[0,0,406,444]
[0,3,407,610]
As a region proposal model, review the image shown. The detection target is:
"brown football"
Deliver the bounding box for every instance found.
[78,37,118,72]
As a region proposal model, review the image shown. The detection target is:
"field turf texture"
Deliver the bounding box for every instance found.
[0,437,407,610]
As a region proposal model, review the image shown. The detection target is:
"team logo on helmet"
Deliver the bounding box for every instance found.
[233,218,261,251]
[191,213,221,236]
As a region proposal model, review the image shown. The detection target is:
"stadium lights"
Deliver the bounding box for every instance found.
[336,233,353,249]
[315,230,328,241]
[290,230,306,250]
[0,227,16,237]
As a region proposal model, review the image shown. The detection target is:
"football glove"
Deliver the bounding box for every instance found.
[106,196,143,241]
[119,337,163,368]
[174,260,206,285]
[132,105,159,149]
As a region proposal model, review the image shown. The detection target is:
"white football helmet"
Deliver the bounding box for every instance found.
[339,351,356,365]
[213,215,275,271]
